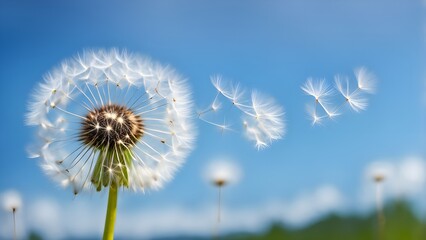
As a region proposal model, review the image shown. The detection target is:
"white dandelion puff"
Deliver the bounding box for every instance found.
[205,160,242,187]
[26,49,195,194]
[366,162,392,184]
[200,75,285,150]
[26,49,196,238]
[1,190,22,213]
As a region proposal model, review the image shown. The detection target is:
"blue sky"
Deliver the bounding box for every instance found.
[0,0,425,238]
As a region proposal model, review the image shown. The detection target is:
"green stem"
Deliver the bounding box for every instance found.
[12,209,16,240]
[103,186,118,240]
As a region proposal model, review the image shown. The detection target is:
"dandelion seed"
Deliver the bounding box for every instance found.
[334,75,369,112]
[355,67,377,94]
[301,78,334,103]
[200,75,285,150]
[26,49,195,239]
[302,67,377,125]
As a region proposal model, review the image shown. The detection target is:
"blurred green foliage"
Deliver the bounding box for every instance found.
[227,201,425,240]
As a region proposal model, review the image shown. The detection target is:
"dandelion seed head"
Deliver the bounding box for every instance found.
[1,190,22,212]
[117,117,124,124]
[80,104,144,149]
[26,49,195,193]
[366,161,392,184]
[374,174,385,183]
[205,160,242,187]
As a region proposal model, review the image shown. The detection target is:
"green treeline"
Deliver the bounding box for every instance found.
[228,201,426,240]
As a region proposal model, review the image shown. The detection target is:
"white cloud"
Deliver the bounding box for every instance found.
[281,185,344,226]
[0,185,344,239]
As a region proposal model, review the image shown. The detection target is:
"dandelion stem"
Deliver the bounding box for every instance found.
[103,186,118,240]
[12,208,16,240]
[217,186,222,223]
[377,210,385,240]
[375,181,385,240]
[213,186,222,240]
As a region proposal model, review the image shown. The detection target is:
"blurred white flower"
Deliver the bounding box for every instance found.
[365,161,393,183]
[26,49,196,194]
[1,191,22,240]
[364,161,392,215]
[205,159,242,226]
[1,190,22,212]
[361,157,426,207]
[199,75,285,150]
[205,160,242,187]
[302,67,376,125]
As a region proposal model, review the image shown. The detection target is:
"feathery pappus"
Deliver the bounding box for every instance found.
[26,49,196,195]
[302,67,377,125]
[198,75,285,150]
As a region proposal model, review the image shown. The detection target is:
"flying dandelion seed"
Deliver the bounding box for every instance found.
[301,78,336,125]
[1,190,22,240]
[302,67,377,125]
[205,160,241,238]
[26,49,195,239]
[199,75,285,150]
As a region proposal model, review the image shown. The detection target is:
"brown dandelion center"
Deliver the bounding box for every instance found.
[214,179,227,187]
[79,104,143,150]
